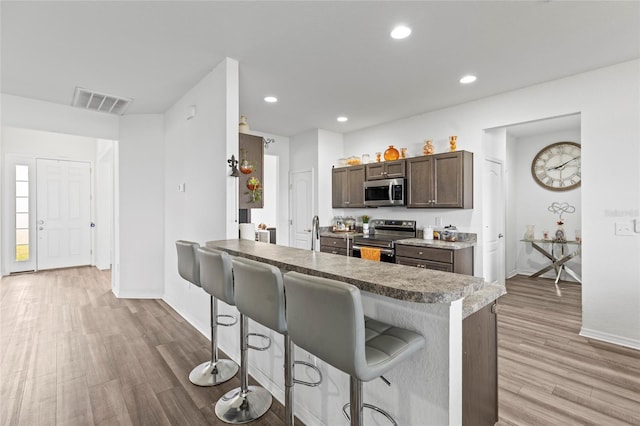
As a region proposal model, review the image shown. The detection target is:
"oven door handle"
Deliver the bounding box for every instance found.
[352,245,394,256]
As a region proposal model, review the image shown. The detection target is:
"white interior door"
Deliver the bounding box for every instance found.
[37,159,91,270]
[289,169,314,249]
[483,159,505,285]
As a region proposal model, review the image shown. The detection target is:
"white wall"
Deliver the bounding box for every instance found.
[341,60,640,348]
[162,58,239,345]
[511,128,581,280]
[290,128,344,230]
[95,139,114,270]
[115,115,164,298]
[0,95,119,276]
[505,132,519,278]
[317,129,344,227]
[1,94,118,140]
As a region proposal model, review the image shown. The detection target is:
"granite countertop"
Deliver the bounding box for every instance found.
[206,240,494,308]
[396,238,476,250]
[462,283,506,319]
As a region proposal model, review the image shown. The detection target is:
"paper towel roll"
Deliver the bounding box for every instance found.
[239,223,256,240]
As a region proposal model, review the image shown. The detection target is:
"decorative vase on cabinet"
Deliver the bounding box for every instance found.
[384,145,400,161]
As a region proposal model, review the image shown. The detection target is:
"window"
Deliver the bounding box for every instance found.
[15,165,29,261]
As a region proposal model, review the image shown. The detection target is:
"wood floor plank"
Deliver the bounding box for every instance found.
[122,383,172,426]
[56,376,93,425]
[88,379,133,426]
[156,386,210,426]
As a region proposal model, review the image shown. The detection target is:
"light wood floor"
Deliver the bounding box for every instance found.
[0,267,292,426]
[498,275,640,426]
[2,268,639,425]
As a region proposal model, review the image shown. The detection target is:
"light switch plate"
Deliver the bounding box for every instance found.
[615,222,633,236]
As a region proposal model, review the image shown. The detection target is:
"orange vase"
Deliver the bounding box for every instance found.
[384,145,400,161]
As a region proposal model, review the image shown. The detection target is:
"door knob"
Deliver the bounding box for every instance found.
[38,220,45,225]
[498,233,504,238]
[304,229,311,232]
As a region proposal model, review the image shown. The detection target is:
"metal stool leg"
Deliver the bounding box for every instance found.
[342,376,398,426]
[285,335,295,426]
[190,296,239,386]
[215,313,272,423]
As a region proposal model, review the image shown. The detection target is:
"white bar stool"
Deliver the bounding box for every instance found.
[216,257,321,425]
[191,247,239,386]
[176,240,238,386]
[283,271,425,426]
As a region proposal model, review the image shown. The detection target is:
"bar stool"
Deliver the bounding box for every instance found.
[176,240,237,387]
[216,257,321,425]
[192,247,239,386]
[283,271,425,426]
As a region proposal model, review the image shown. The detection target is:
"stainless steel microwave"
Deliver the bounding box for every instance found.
[364,178,405,207]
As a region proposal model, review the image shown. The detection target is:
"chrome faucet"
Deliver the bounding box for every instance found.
[311,215,320,251]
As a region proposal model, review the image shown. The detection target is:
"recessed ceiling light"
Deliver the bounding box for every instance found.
[390,25,411,40]
[460,75,477,84]
[337,116,348,122]
[264,96,278,103]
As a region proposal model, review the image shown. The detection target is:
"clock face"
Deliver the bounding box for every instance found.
[531,142,581,191]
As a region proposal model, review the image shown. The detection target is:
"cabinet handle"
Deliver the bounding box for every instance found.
[418,251,423,255]
[344,201,350,205]
[332,251,338,254]
[332,241,337,245]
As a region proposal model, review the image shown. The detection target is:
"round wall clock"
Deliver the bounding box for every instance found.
[531,141,581,191]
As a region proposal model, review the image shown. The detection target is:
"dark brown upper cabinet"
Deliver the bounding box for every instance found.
[332,166,365,208]
[365,159,406,180]
[406,151,473,209]
[239,133,264,209]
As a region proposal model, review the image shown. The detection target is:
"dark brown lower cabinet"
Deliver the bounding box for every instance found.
[319,236,350,256]
[462,302,498,426]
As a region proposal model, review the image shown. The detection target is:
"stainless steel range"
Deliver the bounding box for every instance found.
[352,219,416,263]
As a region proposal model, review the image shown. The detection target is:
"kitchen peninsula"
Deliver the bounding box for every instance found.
[206,239,504,425]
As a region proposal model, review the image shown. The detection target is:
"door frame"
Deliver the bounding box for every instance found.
[483,157,506,285]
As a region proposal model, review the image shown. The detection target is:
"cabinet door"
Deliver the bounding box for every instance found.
[346,166,365,207]
[433,151,473,209]
[432,152,463,208]
[332,168,347,208]
[239,133,264,209]
[462,302,498,426]
[385,160,406,178]
[365,163,386,180]
[406,156,434,208]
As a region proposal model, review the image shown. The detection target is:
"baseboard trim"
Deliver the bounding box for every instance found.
[580,327,640,350]
[113,289,163,299]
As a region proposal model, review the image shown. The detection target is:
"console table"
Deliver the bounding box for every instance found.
[522,239,582,284]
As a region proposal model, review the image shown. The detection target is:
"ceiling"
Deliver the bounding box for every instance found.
[2,1,639,137]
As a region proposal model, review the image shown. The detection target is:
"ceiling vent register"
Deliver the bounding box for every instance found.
[72,87,133,115]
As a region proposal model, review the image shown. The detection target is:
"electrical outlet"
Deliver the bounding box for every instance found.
[615,222,633,236]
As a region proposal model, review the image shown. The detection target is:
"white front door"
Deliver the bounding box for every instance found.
[289,169,314,249]
[483,159,505,285]
[37,159,91,270]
